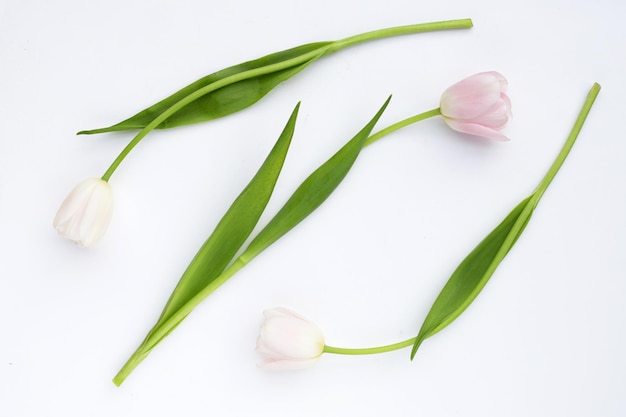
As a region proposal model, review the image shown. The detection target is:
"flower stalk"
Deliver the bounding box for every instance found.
[257,83,600,369]
[364,108,441,147]
[410,82,600,358]
[323,338,415,355]
[112,71,513,385]
[98,19,472,181]
[57,20,474,248]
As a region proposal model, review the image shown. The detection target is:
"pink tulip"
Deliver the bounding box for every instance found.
[53,178,113,247]
[440,71,512,141]
[256,307,325,370]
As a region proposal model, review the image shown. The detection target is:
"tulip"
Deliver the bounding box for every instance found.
[439,71,512,141]
[256,307,325,370]
[53,178,113,247]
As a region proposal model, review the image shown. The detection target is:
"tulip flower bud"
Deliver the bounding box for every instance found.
[53,178,113,247]
[440,71,512,141]
[256,307,325,370]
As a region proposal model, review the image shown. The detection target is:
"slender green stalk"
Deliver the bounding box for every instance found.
[364,108,440,147]
[100,20,471,181]
[326,20,472,53]
[100,47,328,181]
[113,98,440,385]
[409,82,602,358]
[112,256,248,385]
[531,83,601,202]
[324,338,415,355]
[115,83,601,381]
[112,104,302,385]
[309,83,603,362]
[476,83,602,304]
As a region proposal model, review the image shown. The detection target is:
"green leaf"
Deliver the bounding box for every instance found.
[155,103,301,324]
[79,19,472,135]
[411,195,535,355]
[79,43,330,134]
[241,96,391,260]
[112,103,300,385]
[411,82,601,359]
[112,97,390,385]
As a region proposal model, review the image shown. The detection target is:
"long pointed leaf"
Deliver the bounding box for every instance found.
[113,103,299,385]
[411,83,601,358]
[79,20,472,135]
[79,44,329,134]
[156,105,301,323]
[241,96,391,260]
[412,195,534,353]
[113,97,390,385]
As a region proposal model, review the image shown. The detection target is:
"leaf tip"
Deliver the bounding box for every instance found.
[410,334,425,360]
[76,128,108,135]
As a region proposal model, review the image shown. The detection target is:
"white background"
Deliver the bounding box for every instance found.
[1,0,625,416]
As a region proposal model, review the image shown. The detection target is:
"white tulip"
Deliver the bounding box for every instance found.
[53,178,113,247]
[256,307,325,370]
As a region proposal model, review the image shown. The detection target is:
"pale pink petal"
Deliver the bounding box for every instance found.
[439,72,511,141]
[443,118,510,141]
[475,95,512,128]
[488,71,508,90]
[256,307,325,370]
[260,317,324,359]
[440,72,504,120]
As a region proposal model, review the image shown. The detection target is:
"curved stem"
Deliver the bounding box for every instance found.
[100,19,471,181]
[364,108,440,147]
[328,19,472,53]
[100,48,327,181]
[325,85,602,360]
[112,255,249,386]
[530,82,601,202]
[112,105,440,385]
[323,337,415,355]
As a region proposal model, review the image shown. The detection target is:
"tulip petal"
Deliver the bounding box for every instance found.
[443,118,510,141]
[53,178,114,247]
[476,94,512,129]
[256,307,325,369]
[260,317,324,359]
[79,183,113,247]
[440,72,505,120]
[53,180,95,225]
[439,72,511,140]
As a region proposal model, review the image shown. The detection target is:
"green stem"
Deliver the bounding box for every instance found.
[112,105,441,385]
[112,255,250,386]
[531,82,601,203]
[100,19,471,181]
[115,82,601,382]
[99,44,325,181]
[324,337,415,355]
[326,84,602,360]
[327,19,473,53]
[480,83,602,301]
[364,108,440,147]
